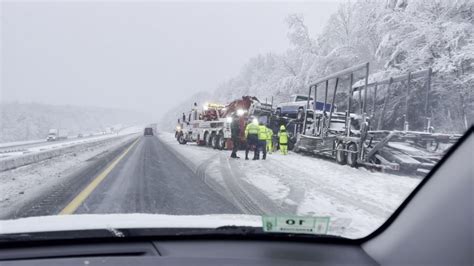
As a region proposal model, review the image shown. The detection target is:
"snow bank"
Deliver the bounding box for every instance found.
[0,134,136,172]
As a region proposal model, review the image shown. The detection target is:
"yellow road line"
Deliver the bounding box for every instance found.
[59,138,140,215]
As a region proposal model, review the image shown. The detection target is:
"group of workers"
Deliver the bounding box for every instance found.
[230,113,288,160]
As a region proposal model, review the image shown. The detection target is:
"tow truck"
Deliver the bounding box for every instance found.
[176,96,273,150]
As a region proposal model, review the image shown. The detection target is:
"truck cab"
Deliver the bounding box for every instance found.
[46,129,58,141]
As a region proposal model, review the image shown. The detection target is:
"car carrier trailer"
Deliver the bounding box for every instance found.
[293,62,460,174]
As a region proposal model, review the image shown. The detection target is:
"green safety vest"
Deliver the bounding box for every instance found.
[258,125,267,140]
[278,130,288,144]
[266,128,273,140]
[245,123,259,136]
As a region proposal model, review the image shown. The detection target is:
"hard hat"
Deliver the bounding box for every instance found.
[280,125,286,130]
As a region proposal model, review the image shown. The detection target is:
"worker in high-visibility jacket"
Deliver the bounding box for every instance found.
[244,118,260,160]
[257,122,268,160]
[266,126,274,154]
[278,125,289,155]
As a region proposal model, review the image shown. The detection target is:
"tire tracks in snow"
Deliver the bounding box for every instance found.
[262,159,393,219]
[158,135,290,215]
[219,155,290,215]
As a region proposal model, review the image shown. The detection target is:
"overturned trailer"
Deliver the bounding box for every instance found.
[294,62,460,174]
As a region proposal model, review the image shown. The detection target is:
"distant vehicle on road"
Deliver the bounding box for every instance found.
[144,127,154,136]
[77,133,84,138]
[46,129,68,141]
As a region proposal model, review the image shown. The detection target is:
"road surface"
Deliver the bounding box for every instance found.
[74,136,241,215]
[6,136,241,218]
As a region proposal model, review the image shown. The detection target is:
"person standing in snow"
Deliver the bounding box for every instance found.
[244,117,259,160]
[230,113,241,159]
[266,126,274,154]
[257,121,268,160]
[192,102,198,120]
[278,125,289,155]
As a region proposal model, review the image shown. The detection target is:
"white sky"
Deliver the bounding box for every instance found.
[1,1,340,116]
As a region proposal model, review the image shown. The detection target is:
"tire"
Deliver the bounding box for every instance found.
[207,133,215,147]
[217,133,226,150]
[212,134,219,149]
[178,134,187,145]
[336,142,347,165]
[346,142,358,167]
[203,132,209,146]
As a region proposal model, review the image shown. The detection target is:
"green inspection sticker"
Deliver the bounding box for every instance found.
[262,216,330,235]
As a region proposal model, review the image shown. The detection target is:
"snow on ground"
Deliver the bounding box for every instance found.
[0,139,45,149]
[0,213,262,234]
[158,132,421,238]
[0,134,138,217]
[0,126,143,159]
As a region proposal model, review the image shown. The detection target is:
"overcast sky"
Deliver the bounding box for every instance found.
[1,1,339,117]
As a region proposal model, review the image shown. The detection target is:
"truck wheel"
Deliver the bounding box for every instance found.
[336,142,346,165]
[203,132,209,146]
[217,133,225,150]
[212,134,219,149]
[207,133,215,147]
[346,142,358,167]
[178,134,187,145]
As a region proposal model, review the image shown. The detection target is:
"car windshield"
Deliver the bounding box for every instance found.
[0,0,472,240]
[295,96,312,102]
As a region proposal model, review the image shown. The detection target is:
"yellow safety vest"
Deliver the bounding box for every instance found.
[266,128,273,140]
[258,125,267,140]
[245,123,259,137]
[278,130,288,144]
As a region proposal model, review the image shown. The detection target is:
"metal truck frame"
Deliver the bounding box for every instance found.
[294,62,460,174]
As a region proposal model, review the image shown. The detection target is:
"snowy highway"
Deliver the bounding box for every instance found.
[73,136,241,215]
[1,131,421,238]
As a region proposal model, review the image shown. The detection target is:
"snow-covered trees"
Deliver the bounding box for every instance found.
[162,0,473,133]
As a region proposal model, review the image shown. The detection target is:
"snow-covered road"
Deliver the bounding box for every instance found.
[0,134,140,217]
[157,132,420,238]
[1,131,421,239]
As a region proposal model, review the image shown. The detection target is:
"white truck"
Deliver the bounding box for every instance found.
[177,97,273,150]
[46,129,68,141]
[177,103,231,150]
